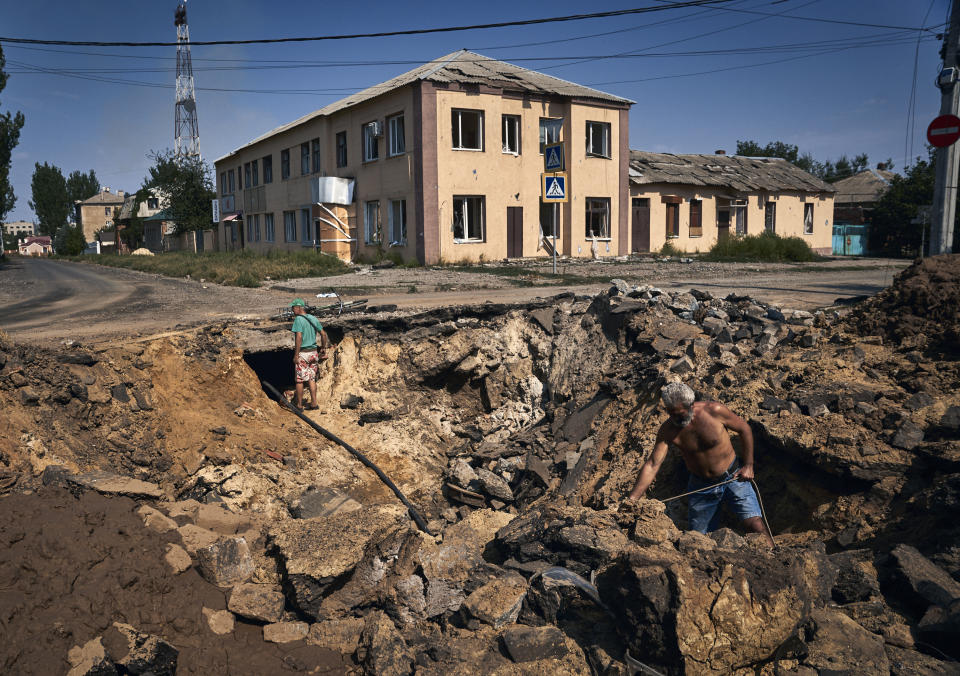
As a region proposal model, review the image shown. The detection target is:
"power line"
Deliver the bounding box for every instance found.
[905,0,938,169]
[0,1,732,48]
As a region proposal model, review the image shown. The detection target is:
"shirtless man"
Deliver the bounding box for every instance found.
[626,382,774,546]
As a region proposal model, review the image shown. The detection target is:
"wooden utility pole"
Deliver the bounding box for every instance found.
[931,0,960,255]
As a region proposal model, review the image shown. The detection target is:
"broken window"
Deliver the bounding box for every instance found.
[453,196,484,241]
[363,122,380,162]
[765,201,776,233]
[147,197,159,210]
[732,199,747,235]
[388,115,405,156]
[301,142,310,175]
[263,155,273,184]
[389,199,407,245]
[689,199,702,238]
[264,213,275,242]
[586,198,611,239]
[539,117,561,154]
[502,115,520,154]
[804,203,814,235]
[452,110,483,150]
[585,121,610,158]
[336,131,347,167]
[539,200,559,239]
[365,200,381,244]
[312,138,321,173]
[283,210,296,241]
[281,149,290,180]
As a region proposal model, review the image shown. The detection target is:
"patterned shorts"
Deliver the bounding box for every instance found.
[295,351,319,383]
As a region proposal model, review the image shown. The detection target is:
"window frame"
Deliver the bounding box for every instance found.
[502,114,521,155]
[220,172,226,195]
[264,213,275,242]
[689,199,703,238]
[387,114,405,157]
[281,149,290,180]
[283,210,296,242]
[362,122,380,162]
[666,202,680,239]
[539,117,562,154]
[452,109,484,151]
[227,169,235,193]
[803,202,814,235]
[263,155,273,184]
[336,131,347,168]
[764,201,776,233]
[244,162,251,189]
[251,159,259,187]
[452,195,485,243]
[388,199,407,245]
[300,142,310,175]
[585,197,611,240]
[364,200,381,245]
[585,121,611,158]
[300,207,312,244]
[539,200,560,239]
[311,138,321,173]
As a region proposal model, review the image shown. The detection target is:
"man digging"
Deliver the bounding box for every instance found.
[626,382,774,546]
[289,298,329,411]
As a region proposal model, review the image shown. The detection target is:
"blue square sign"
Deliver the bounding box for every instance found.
[544,143,564,172]
[542,173,568,203]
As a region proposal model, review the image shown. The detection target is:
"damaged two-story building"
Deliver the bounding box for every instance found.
[213,50,634,264]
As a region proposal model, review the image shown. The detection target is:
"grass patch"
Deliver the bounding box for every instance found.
[702,231,822,262]
[659,240,683,257]
[56,250,349,287]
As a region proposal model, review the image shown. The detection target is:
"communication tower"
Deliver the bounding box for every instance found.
[174,1,200,159]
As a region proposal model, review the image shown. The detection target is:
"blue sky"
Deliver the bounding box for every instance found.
[0,0,948,223]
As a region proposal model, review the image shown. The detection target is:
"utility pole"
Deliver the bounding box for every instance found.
[931,0,960,255]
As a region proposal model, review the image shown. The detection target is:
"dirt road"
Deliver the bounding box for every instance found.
[0,256,907,345]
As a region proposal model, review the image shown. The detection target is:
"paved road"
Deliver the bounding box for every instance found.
[0,257,905,346]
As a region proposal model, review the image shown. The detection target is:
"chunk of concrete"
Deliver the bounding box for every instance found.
[228,583,286,623]
[106,623,178,676]
[164,543,192,575]
[137,505,178,533]
[475,468,513,501]
[889,544,960,611]
[263,622,309,644]
[66,637,114,676]
[195,536,255,586]
[307,618,365,654]
[177,524,219,555]
[67,471,162,499]
[502,625,568,663]
[463,573,528,628]
[360,612,413,676]
[202,607,235,635]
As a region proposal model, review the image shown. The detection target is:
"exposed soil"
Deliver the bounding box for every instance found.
[0,255,958,674]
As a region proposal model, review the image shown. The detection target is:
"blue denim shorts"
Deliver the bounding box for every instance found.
[687,460,762,533]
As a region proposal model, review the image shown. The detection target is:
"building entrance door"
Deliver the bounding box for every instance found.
[507,207,523,258]
[717,209,730,241]
[631,198,650,252]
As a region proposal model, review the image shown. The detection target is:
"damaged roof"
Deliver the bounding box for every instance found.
[629,151,835,194]
[218,50,632,162]
[831,169,896,204]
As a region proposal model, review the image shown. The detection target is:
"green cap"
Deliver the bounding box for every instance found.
[289,298,306,307]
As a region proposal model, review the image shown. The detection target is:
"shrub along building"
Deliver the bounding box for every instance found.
[213,50,633,264]
[628,151,835,255]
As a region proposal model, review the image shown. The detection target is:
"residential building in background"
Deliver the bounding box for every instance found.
[628,151,835,255]
[213,50,633,264]
[75,188,126,243]
[18,235,53,256]
[3,221,35,238]
[830,167,895,255]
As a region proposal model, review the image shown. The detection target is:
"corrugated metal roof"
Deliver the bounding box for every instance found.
[629,151,835,194]
[832,169,896,204]
[217,50,633,162]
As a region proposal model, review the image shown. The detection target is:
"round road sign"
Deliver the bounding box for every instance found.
[927,114,960,148]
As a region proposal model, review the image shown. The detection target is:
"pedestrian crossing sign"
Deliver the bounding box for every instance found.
[544,143,564,172]
[542,173,568,203]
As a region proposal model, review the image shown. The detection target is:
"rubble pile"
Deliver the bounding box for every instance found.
[1,256,960,673]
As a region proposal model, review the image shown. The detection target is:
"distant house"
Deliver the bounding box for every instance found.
[628,151,835,255]
[832,168,895,228]
[75,188,127,243]
[115,189,163,253]
[19,235,53,256]
[3,221,35,238]
[143,209,176,253]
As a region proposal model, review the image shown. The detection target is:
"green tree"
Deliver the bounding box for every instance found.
[66,169,99,204]
[29,162,71,236]
[0,45,26,224]
[54,224,87,255]
[142,149,215,233]
[869,152,937,257]
[735,140,870,183]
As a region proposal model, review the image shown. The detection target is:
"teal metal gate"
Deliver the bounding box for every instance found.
[832,224,868,256]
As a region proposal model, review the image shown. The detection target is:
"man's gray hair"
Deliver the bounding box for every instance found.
[661,382,695,408]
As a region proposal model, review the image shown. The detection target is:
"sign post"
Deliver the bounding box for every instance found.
[211,199,221,224]
[544,143,565,173]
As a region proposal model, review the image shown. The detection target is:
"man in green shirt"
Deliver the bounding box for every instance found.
[289,298,329,410]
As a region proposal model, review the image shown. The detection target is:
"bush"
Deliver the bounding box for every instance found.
[702,231,820,262]
[659,240,682,257]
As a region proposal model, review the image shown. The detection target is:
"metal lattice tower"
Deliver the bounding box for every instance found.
[174,1,200,159]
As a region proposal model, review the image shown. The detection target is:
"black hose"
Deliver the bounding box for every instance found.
[262,380,433,535]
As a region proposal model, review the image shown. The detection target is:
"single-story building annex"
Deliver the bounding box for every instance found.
[628,151,836,255]
[19,235,53,256]
[213,49,634,264]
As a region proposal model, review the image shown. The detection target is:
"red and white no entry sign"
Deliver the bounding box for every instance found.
[927,114,960,148]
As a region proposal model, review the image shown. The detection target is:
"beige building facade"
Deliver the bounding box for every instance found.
[3,220,35,238]
[628,152,835,255]
[213,50,632,264]
[76,188,126,243]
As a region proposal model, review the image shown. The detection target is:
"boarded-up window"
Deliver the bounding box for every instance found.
[689,199,702,237]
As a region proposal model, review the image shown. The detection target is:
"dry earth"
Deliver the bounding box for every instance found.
[0,254,958,675]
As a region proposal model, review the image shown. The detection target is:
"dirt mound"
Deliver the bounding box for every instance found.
[846,254,960,351]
